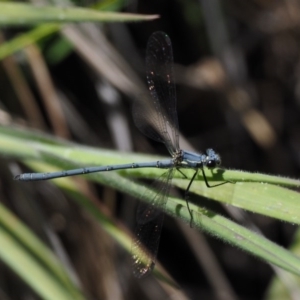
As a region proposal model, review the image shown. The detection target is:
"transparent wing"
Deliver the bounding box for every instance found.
[131,168,175,278]
[133,31,179,155]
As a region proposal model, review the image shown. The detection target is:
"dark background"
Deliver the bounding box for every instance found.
[1,0,300,299]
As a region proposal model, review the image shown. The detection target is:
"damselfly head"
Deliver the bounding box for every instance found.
[205,149,221,168]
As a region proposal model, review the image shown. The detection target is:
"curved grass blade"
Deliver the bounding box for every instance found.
[0,203,84,300]
[1,126,300,277]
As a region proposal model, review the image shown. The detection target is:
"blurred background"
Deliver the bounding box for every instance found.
[1,0,300,299]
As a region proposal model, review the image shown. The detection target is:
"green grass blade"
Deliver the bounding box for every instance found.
[0,203,85,300]
[1,125,300,224]
[0,0,128,61]
[264,229,300,299]
[0,2,159,26]
[0,24,60,60]
[21,156,300,278]
[1,125,300,277]
[173,177,300,224]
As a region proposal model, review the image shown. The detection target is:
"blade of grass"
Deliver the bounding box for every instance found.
[0,203,85,300]
[21,156,300,278]
[173,177,300,224]
[264,228,300,299]
[0,24,60,61]
[0,125,300,224]
[1,126,300,277]
[0,2,159,26]
[0,0,127,61]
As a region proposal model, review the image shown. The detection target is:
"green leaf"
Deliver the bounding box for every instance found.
[0,24,60,60]
[1,125,300,278]
[0,0,130,61]
[0,203,85,300]
[0,2,159,26]
[22,154,300,278]
[1,125,299,225]
[173,175,300,224]
[264,228,300,299]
